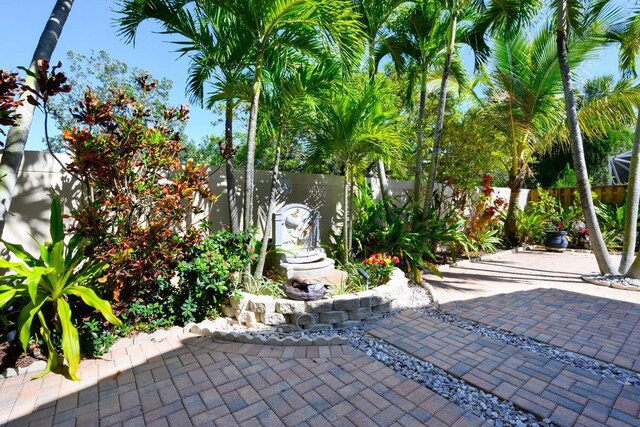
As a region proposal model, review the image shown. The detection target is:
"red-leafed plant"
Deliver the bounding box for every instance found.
[0,69,25,137]
[62,75,215,304]
[463,174,507,254]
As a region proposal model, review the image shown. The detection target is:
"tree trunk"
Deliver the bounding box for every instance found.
[556,2,617,275]
[368,41,391,203]
[621,111,640,276]
[504,175,521,246]
[342,168,350,267]
[348,173,355,257]
[424,11,457,220]
[253,120,284,279]
[0,0,74,239]
[243,56,263,233]
[223,98,240,233]
[414,68,427,207]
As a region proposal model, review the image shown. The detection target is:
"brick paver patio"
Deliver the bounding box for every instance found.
[367,310,640,427]
[0,333,486,427]
[429,251,640,370]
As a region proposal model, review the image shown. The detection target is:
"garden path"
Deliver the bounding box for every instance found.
[428,251,640,371]
[0,333,486,426]
[367,309,640,427]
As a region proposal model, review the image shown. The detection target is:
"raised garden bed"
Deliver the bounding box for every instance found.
[218,268,410,332]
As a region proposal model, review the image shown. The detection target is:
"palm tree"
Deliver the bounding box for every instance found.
[379,0,466,208]
[0,0,74,239]
[117,0,252,232]
[253,57,342,278]
[555,0,618,275]
[423,0,541,218]
[606,8,640,276]
[309,79,405,265]
[354,0,408,200]
[487,25,640,245]
[118,0,364,236]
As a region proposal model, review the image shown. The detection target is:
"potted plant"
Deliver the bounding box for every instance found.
[543,221,569,252]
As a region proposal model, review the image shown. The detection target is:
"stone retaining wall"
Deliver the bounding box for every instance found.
[220,268,409,331]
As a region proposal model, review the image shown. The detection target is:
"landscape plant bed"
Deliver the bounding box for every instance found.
[219,267,411,332]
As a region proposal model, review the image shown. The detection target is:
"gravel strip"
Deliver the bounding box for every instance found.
[582,272,640,291]
[418,307,640,387]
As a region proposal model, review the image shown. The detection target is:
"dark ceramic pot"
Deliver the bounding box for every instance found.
[544,230,568,252]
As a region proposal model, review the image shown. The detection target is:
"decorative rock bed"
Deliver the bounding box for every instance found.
[218,268,410,331]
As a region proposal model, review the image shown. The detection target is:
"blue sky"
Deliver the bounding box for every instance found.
[0,0,627,152]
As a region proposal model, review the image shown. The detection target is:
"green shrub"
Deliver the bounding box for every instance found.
[0,192,121,380]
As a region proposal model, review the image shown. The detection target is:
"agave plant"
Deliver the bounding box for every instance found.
[0,192,121,380]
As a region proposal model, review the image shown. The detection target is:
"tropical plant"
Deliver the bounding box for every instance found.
[309,79,405,265]
[118,0,364,239]
[605,7,640,275]
[45,50,175,152]
[379,0,467,208]
[116,0,253,232]
[166,228,253,324]
[0,70,24,136]
[354,0,408,200]
[422,0,542,219]
[554,0,621,275]
[595,202,627,250]
[0,192,121,380]
[0,0,73,239]
[253,58,342,278]
[64,82,214,304]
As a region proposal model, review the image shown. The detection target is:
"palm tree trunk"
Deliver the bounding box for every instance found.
[368,41,391,203]
[343,167,350,267]
[414,68,427,207]
[253,119,284,279]
[0,0,73,239]
[504,175,521,245]
[621,111,640,276]
[243,55,263,233]
[223,98,240,233]
[424,10,457,220]
[556,2,616,275]
[348,173,355,256]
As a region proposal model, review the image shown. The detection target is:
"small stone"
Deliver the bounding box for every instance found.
[372,302,391,314]
[303,323,332,331]
[349,308,372,320]
[277,325,300,333]
[199,327,213,336]
[356,291,375,308]
[275,299,306,314]
[236,310,257,325]
[229,293,249,309]
[221,305,236,318]
[305,299,333,312]
[212,330,226,339]
[333,320,361,329]
[26,360,47,373]
[3,368,17,378]
[212,317,229,331]
[259,312,287,325]
[320,310,348,324]
[248,296,276,313]
[332,295,360,311]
